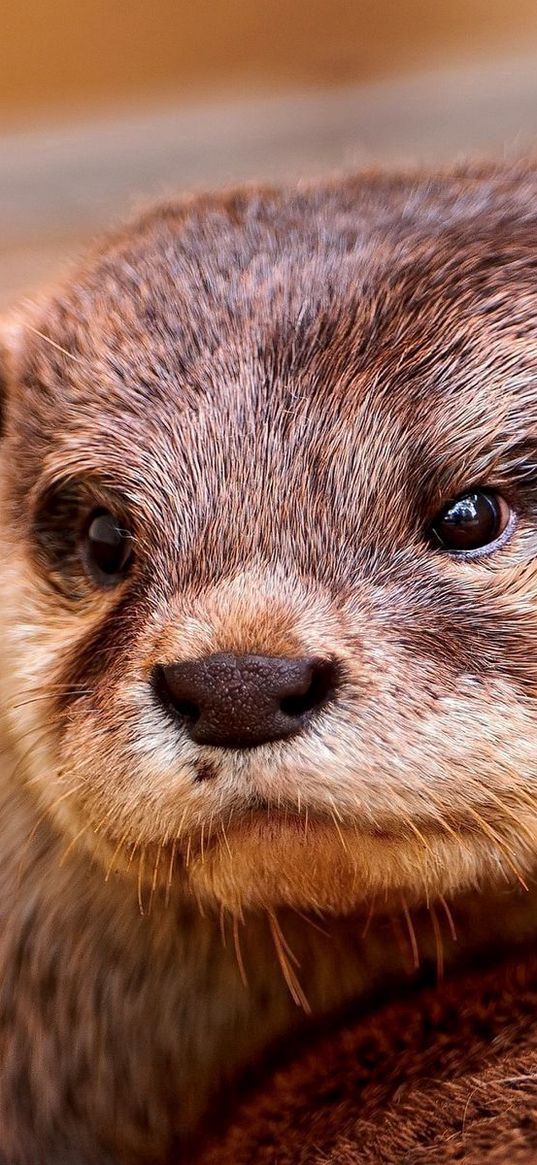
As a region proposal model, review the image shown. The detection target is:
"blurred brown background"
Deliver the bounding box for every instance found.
[5,0,537,123]
[3,0,537,310]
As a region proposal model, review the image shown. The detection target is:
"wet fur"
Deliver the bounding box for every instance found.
[2,162,537,1160]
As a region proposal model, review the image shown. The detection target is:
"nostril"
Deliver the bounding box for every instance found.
[279,659,338,720]
[152,667,201,725]
[170,697,200,724]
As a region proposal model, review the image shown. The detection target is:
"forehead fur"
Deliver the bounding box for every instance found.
[4,161,537,589]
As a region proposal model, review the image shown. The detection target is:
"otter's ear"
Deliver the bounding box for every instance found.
[0,315,24,436]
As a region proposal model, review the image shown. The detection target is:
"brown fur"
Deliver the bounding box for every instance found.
[195,950,537,1165]
[2,162,537,1160]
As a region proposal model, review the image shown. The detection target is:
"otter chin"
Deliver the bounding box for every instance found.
[186,814,535,915]
[3,162,537,1163]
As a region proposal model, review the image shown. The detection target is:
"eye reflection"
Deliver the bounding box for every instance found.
[82,510,133,585]
[430,490,511,554]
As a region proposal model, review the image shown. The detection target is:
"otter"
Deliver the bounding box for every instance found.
[2,162,537,1163]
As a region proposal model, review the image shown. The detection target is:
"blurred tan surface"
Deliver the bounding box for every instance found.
[3,2,537,313]
[5,0,537,125]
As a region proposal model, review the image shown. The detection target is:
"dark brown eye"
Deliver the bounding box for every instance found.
[83,510,133,585]
[430,490,512,554]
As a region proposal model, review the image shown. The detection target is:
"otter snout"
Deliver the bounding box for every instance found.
[154,653,338,749]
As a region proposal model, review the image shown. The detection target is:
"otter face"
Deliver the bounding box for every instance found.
[2,170,537,917]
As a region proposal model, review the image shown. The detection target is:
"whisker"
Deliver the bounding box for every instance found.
[219,820,233,862]
[270,917,300,969]
[148,841,163,913]
[401,897,420,970]
[429,904,444,982]
[465,805,529,891]
[405,819,433,851]
[90,813,117,849]
[484,790,537,851]
[25,786,78,848]
[268,912,310,1012]
[432,813,460,842]
[165,837,177,907]
[105,824,132,881]
[232,915,248,988]
[328,795,343,824]
[219,905,227,949]
[13,683,95,698]
[439,896,458,943]
[294,910,330,938]
[176,807,189,841]
[390,914,413,974]
[24,324,87,367]
[59,822,89,867]
[361,899,375,939]
[329,807,349,855]
[137,847,146,915]
[18,785,78,885]
[10,690,93,713]
[10,724,58,787]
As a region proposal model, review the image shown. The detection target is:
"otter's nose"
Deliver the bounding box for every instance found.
[154,653,336,749]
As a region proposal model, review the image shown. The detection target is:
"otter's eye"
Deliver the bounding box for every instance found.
[83,510,133,585]
[430,490,512,554]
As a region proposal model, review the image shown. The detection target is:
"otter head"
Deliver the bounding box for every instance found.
[2,169,537,918]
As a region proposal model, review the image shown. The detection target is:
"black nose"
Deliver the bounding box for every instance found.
[154,653,337,749]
